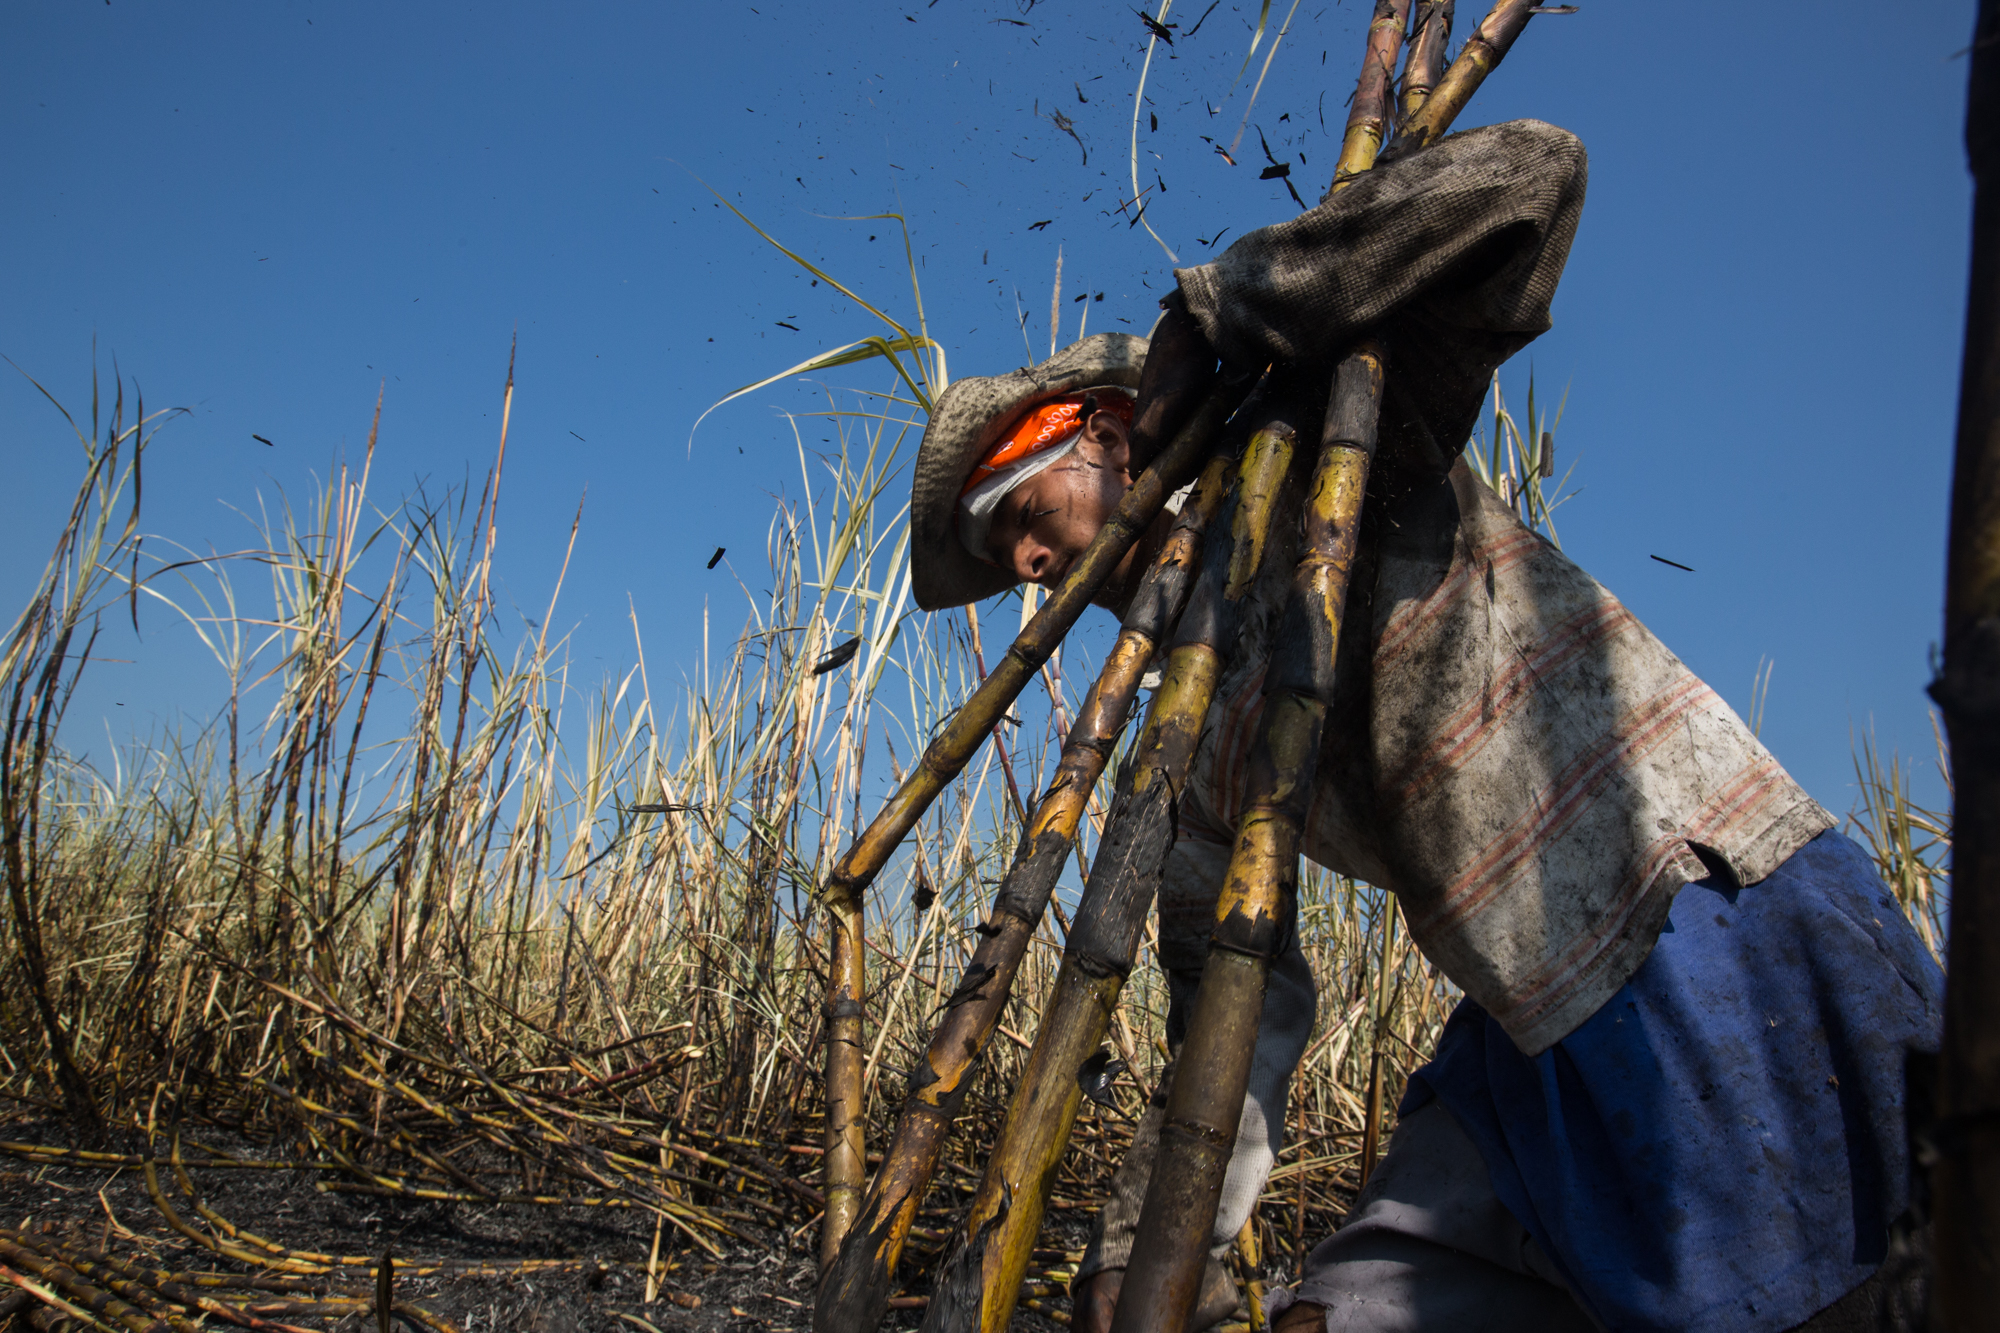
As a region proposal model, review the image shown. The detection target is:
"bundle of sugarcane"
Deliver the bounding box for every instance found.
[810,443,1243,1330]
[907,379,1321,1333]
[812,2,1552,1328]
[1110,2,1549,1327]
[815,366,1240,1269]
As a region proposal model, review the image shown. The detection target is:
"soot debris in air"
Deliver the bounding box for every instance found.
[1135,8,1177,43]
[251,434,273,446]
[1650,555,1696,572]
[1078,1050,1128,1106]
[812,637,862,676]
[707,547,726,570]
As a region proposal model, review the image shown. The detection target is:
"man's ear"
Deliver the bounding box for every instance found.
[1078,409,1133,475]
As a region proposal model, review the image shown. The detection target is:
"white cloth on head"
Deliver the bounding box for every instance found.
[955,435,1080,560]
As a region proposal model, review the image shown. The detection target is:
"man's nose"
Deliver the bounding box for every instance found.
[1017,540,1053,583]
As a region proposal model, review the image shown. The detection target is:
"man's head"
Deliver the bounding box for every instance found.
[908,333,1151,612]
[957,391,1136,587]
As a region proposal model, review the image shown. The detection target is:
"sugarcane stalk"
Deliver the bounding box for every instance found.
[917,384,1312,1333]
[1396,0,1539,154]
[1929,0,2000,1320]
[1398,1,1454,127]
[1355,898,1398,1190]
[819,384,1235,1265]
[1223,413,1298,602]
[812,450,1238,1332]
[1328,0,1412,194]
[1238,1214,1269,1333]
[1111,343,1386,1333]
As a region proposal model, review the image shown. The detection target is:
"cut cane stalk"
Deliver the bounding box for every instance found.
[811,450,1238,1333]
[916,385,1316,1333]
[1398,1,1454,127]
[1396,0,1540,155]
[1327,0,1412,195]
[819,383,1236,1265]
[1110,343,1386,1333]
[1223,413,1297,602]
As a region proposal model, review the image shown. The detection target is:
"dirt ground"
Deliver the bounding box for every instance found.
[0,1119,1086,1332]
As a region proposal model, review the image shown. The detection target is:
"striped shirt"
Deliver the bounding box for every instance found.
[1179,466,1832,1056]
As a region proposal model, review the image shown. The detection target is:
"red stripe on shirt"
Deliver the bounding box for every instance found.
[1376,529,1543,670]
[1411,676,1715,938]
[1381,597,1639,815]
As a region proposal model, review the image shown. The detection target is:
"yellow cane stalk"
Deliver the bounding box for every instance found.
[1398,1,1454,127]
[1328,0,1412,194]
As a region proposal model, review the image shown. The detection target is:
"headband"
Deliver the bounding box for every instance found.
[955,391,1135,561]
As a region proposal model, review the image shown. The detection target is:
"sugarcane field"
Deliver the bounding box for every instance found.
[0,1,1992,1330]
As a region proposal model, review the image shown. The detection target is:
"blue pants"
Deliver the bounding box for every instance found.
[1289,831,1943,1332]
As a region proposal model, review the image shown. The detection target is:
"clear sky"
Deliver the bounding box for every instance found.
[0,0,1977,819]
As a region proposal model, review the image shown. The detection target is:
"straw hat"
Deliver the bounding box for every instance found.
[910,332,1149,610]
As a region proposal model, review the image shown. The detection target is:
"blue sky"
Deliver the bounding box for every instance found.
[0,0,1975,819]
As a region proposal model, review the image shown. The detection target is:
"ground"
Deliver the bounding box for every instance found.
[0,1120,1090,1332]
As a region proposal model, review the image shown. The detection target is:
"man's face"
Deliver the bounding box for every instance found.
[979,409,1135,589]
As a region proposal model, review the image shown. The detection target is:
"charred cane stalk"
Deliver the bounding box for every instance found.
[917,385,1318,1333]
[1111,343,1387,1333]
[812,449,1239,1331]
[819,383,1233,1264]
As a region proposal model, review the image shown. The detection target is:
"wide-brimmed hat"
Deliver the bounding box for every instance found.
[910,332,1149,610]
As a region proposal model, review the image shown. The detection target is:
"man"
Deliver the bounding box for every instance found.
[908,119,1942,1332]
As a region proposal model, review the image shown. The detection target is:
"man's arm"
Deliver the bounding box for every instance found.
[1124,293,1221,476]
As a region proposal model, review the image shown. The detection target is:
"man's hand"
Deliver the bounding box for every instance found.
[1127,291,1220,472]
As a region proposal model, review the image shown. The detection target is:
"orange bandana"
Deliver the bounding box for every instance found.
[960,392,1136,497]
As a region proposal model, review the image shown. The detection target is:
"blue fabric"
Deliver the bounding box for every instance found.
[1403,830,1943,1332]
